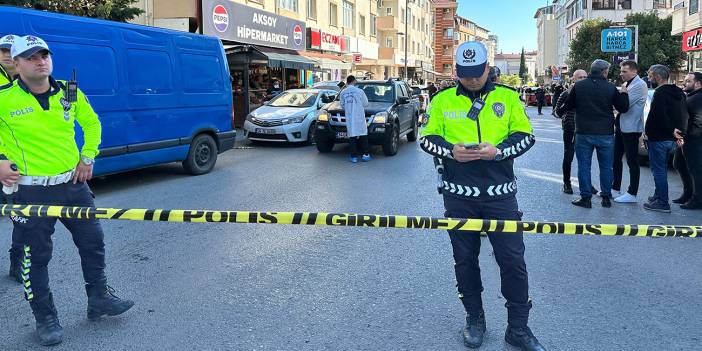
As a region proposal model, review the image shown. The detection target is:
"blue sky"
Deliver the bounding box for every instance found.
[457,0,545,54]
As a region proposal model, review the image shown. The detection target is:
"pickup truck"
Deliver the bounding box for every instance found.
[314,79,420,156]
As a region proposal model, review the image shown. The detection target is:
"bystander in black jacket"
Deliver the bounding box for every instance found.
[560,74,629,135]
[645,84,688,141]
[685,88,702,139]
[555,90,575,132]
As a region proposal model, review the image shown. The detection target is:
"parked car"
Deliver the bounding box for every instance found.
[315,79,420,156]
[0,6,235,176]
[244,89,337,144]
[313,81,342,91]
[523,87,553,106]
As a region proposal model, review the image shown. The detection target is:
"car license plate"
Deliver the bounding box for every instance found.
[255,128,276,134]
[336,132,347,139]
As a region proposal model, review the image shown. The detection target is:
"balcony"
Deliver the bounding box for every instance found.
[377,16,397,31]
[379,47,396,60]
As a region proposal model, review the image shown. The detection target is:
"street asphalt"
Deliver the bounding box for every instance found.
[0,106,700,351]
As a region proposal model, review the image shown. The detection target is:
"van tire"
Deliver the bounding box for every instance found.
[183,134,218,175]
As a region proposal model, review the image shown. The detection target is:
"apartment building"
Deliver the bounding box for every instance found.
[535,5,558,82]
[431,0,495,79]
[494,51,538,82]
[672,0,702,71]
[376,0,435,81]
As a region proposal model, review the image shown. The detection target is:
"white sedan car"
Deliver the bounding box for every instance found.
[244,89,337,144]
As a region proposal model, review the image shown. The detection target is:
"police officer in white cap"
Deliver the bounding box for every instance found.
[0,34,18,85]
[420,41,545,350]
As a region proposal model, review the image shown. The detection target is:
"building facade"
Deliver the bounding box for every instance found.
[535,4,558,82]
[494,51,538,82]
[672,0,702,72]
[376,0,435,82]
[431,0,458,79]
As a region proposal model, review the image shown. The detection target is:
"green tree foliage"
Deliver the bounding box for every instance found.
[0,0,144,22]
[567,15,684,79]
[625,13,685,75]
[519,48,528,81]
[566,19,613,74]
[501,74,522,88]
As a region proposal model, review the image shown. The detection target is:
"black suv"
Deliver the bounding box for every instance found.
[314,79,420,156]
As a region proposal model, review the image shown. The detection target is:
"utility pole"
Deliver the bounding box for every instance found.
[404,0,408,81]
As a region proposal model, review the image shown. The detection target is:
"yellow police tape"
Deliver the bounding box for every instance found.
[1,204,700,238]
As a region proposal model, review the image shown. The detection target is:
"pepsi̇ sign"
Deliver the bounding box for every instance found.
[212,5,229,33]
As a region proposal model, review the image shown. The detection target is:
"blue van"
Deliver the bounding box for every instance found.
[0,6,235,175]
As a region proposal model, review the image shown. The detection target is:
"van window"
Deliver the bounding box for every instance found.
[180,54,224,94]
[50,43,117,96]
[126,49,173,94]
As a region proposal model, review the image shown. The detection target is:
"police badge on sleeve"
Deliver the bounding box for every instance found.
[492,102,505,118]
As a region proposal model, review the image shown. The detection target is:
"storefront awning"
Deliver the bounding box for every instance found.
[258,47,316,70]
[223,44,315,70]
[299,51,353,71]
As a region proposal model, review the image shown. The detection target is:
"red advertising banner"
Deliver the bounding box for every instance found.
[683,27,702,52]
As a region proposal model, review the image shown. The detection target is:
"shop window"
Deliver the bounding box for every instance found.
[278,0,298,12]
[692,0,700,15]
[343,1,354,29]
[307,0,317,19]
[330,3,338,27]
[359,15,366,35]
[370,14,377,36]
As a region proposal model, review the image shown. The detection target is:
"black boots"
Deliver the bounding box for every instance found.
[571,197,592,208]
[562,183,573,194]
[29,293,64,346]
[462,310,486,348]
[86,284,135,320]
[601,196,612,208]
[505,325,546,351]
[8,247,23,283]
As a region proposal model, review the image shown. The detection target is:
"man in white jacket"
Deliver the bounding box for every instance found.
[340,75,370,163]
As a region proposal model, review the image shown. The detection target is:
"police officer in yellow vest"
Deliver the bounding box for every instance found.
[0,35,134,346]
[420,41,545,350]
[0,34,17,86]
[1,34,22,284]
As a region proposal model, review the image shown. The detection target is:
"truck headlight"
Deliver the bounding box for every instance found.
[373,112,388,124]
[318,112,329,122]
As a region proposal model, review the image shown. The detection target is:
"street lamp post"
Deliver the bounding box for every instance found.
[404,0,408,81]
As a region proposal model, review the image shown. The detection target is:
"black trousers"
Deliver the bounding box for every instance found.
[11,182,107,301]
[537,100,544,114]
[612,130,642,195]
[682,138,702,203]
[444,195,531,328]
[562,130,575,185]
[349,135,369,157]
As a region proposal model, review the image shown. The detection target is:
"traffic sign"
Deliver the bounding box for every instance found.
[601,28,633,53]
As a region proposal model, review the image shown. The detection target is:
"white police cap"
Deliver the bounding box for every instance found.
[455,41,488,79]
[0,34,16,50]
[11,35,52,60]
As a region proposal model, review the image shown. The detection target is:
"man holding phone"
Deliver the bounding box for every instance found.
[419,41,544,350]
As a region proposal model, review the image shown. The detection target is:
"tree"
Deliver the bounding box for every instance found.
[519,48,528,82]
[567,15,685,78]
[566,19,613,75]
[501,74,522,88]
[0,0,144,22]
[626,13,685,75]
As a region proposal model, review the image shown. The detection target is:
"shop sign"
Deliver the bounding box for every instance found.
[307,28,350,54]
[600,28,632,53]
[202,0,305,51]
[353,54,362,64]
[683,27,702,52]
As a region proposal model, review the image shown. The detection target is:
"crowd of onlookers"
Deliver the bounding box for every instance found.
[553,59,701,213]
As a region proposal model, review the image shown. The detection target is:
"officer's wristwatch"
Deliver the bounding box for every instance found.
[81,155,94,165]
[494,148,505,161]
